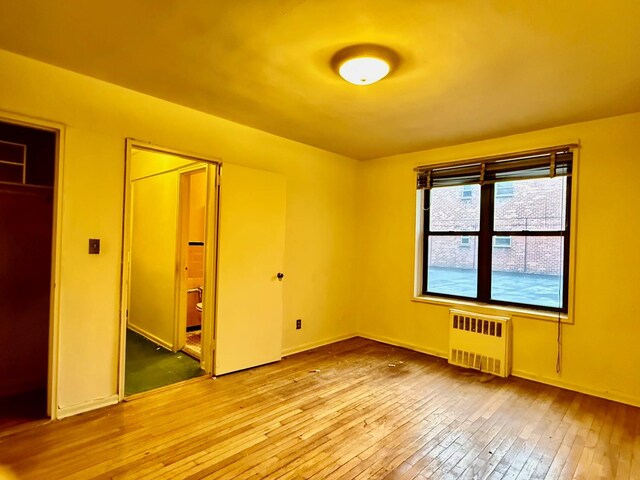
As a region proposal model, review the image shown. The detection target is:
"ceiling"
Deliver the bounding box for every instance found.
[0,1,639,160]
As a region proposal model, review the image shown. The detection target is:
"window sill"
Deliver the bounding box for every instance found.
[411,294,572,324]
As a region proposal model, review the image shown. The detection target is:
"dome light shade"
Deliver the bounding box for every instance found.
[338,56,390,85]
[331,44,399,86]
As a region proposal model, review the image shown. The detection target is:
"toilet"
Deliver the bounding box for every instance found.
[196,286,203,312]
[187,286,203,329]
[195,287,202,312]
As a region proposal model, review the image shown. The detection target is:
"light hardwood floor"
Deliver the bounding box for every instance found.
[1,337,638,479]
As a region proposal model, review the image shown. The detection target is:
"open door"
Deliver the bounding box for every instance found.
[214,164,286,375]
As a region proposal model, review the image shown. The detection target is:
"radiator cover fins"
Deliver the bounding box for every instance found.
[448,309,511,377]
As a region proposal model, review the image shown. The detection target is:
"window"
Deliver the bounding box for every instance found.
[417,146,574,312]
[493,236,511,248]
[461,185,473,200]
[495,181,514,197]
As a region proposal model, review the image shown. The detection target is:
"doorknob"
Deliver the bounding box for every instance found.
[277,272,284,281]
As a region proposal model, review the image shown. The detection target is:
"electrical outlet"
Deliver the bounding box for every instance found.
[296,319,302,330]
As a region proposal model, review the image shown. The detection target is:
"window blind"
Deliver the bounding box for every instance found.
[416,145,576,190]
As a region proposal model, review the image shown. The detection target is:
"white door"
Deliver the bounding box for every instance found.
[214,164,286,375]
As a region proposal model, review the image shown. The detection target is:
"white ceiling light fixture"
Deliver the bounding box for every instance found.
[331,44,399,86]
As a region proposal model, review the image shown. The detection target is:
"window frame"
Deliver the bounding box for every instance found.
[421,178,572,313]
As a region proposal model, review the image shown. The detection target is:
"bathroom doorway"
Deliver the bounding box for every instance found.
[178,168,207,360]
[121,142,219,397]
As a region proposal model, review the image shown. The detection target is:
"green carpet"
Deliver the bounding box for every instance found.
[125,329,204,396]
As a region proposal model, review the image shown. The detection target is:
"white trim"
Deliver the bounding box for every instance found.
[357,332,448,359]
[201,164,220,375]
[127,138,223,165]
[282,334,357,357]
[512,369,640,408]
[57,394,119,419]
[127,323,173,351]
[412,189,426,299]
[118,140,133,401]
[411,295,571,324]
[566,145,579,326]
[0,110,65,421]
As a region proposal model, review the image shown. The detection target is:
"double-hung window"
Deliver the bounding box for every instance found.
[416,146,575,313]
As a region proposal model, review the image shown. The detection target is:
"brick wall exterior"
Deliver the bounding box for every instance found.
[428,179,566,275]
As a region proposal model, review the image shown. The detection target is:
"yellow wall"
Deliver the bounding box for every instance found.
[129,171,180,349]
[128,151,203,348]
[0,49,358,412]
[1,46,638,413]
[355,112,640,406]
[130,149,196,181]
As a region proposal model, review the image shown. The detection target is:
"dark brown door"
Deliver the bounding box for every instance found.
[0,121,56,425]
[0,185,52,395]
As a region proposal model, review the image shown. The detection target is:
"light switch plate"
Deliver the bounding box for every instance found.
[89,238,100,254]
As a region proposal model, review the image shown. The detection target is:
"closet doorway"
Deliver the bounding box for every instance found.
[0,119,58,427]
[120,141,219,397]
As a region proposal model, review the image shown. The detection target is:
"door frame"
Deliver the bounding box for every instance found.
[176,165,208,352]
[118,139,221,400]
[0,110,65,420]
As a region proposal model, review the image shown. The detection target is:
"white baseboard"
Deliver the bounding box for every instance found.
[357,332,448,360]
[512,369,640,408]
[282,333,357,357]
[128,323,173,351]
[358,332,640,408]
[57,394,119,419]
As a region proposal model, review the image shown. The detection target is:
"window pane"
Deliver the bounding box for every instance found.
[493,236,512,248]
[495,182,514,197]
[427,236,478,297]
[494,177,567,231]
[429,185,480,231]
[491,236,564,308]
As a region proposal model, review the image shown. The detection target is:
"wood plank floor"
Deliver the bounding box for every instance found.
[1,337,638,479]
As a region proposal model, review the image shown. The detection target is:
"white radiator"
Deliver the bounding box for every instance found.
[448,309,512,377]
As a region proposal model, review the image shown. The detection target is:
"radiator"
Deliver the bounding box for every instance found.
[448,309,512,377]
